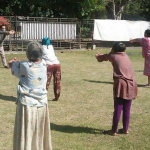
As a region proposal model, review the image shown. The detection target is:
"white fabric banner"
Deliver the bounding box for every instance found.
[93,19,150,41]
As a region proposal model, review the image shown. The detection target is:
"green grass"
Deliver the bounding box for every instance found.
[0,48,150,150]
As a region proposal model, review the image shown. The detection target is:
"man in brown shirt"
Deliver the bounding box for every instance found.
[95,42,138,135]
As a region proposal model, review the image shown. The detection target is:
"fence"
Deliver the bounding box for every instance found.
[3,16,95,51]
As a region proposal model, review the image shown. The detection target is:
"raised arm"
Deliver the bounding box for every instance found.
[130,38,140,43]
[8,58,21,78]
[8,57,19,68]
[95,52,110,62]
[0,30,15,35]
[9,30,15,35]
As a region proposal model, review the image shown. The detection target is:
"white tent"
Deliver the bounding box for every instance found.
[93,19,150,41]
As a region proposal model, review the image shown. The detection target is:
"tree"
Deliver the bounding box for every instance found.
[0,0,149,21]
[48,0,106,19]
[0,0,51,17]
[105,0,132,20]
[0,0,106,19]
[140,0,150,21]
[122,0,144,20]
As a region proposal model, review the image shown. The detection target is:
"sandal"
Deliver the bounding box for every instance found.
[119,129,129,134]
[103,130,117,136]
[122,129,129,134]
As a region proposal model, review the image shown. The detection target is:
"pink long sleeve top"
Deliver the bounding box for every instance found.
[96,52,138,100]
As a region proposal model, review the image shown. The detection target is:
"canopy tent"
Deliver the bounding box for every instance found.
[93,19,150,41]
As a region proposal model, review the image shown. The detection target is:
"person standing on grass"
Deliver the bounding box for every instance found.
[130,29,150,87]
[95,42,138,136]
[9,41,52,150]
[42,37,61,101]
[0,25,15,68]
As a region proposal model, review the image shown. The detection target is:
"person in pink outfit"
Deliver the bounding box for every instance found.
[95,42,138,136]
[130,29,150,87]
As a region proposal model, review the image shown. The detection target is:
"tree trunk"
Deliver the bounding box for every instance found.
[115,5,125,20]
[106,0,131,20]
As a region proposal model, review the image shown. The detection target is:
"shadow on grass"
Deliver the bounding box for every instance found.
[50,123,104,134]
[0,94,16,101]
[0,66,10,69]
[137,84,150,88]
[137,84,145,87]
[84,79,147,88]
[102,129,129,136]
[83,79,113,85]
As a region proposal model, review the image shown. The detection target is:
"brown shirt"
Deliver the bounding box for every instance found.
[96,52,138,100]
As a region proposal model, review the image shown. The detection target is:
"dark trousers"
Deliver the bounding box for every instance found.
[112,97,132,133]
[46,64,61,100]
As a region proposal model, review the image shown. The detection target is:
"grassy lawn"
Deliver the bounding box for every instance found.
[0,47,150,150]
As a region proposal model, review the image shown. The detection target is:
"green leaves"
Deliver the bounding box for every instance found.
[0,0,150,20]
[140,0,150,20]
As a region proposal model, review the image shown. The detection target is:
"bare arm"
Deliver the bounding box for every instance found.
[8,57,19,68]
[0,30,15,35]
[9,30,15,35]
[0,31,9,34]
[95,52,110,62]
[130,38,140,43]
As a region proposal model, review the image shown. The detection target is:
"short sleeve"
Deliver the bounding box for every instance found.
[139,38,146,46]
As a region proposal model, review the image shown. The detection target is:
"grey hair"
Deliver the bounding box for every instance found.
[26,41,43,61]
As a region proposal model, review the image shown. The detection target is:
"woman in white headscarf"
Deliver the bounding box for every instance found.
[42,37,61,101]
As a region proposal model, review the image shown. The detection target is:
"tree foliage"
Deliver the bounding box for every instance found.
[0,0,105,19]
[140,0,150,20]
[0,0,149,20]
[122,0,144,20]
[105,0,132,20]
[47,0,106,19]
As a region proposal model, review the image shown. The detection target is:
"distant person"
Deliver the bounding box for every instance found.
[130,29,150,87]
[0,25,15,68]
[95,42,138,136]
[9,41,52,150]
[42,37,61,101]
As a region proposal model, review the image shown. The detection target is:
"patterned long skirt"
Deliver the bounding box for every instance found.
[13,102,52,150]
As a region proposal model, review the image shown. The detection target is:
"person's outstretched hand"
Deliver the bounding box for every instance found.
[9,30,15,35]
[130,39,133,43]
[95,52,102,57]
[8,57,20,68]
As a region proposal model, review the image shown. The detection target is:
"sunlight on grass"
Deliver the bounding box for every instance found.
[0,48,150,150]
